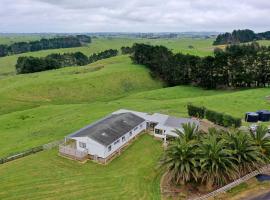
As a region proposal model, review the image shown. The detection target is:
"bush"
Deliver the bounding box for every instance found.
[205,109,242,128]
[187,104,205,118]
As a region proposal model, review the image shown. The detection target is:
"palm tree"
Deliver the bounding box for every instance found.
[160,138,199,185]
[198,133,237,190]
[249,125,270,156]
[224,130,266,176]
[172,122,199,142]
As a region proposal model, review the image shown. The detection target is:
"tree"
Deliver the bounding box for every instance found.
[224,130,266,176]
[198,134,237,190]
[160,138,199,185]
[172,123,199,142]
[0,35,91,58]
[249,125,270,156]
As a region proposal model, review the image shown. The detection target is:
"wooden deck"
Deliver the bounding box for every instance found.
[59,145,88,162]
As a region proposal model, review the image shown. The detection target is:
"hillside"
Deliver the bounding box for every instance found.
[1,37,270,200]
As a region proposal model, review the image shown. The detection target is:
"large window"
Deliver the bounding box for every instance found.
[79,142,86,148]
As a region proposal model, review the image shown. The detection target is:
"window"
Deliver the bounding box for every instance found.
[79,142,86,148]
[155,129,163,135]
[129,131,132,136]
[108,145,112,152]
[122,136,126,142]
[114,139,120,145]
[140,124,143,128]
[134,126,138,131]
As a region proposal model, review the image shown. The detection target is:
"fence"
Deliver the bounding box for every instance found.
[59,145,88,161]
[43,139,64,150]
[0,139,64,164]
[191,164,270,200]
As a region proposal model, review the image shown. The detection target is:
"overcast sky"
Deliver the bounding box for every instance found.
[0,0,269,33]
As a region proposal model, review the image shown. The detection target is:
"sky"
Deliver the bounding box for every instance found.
[0,0,269,33]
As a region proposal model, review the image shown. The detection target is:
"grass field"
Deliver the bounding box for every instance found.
[1,37,270,199]
[0,37,215,77]
[0,134,163,200]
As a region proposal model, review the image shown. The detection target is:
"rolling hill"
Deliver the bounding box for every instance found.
[1,36,270,200]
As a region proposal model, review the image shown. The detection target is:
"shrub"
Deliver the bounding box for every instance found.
[205,109,242,128]
[187,104,205,118]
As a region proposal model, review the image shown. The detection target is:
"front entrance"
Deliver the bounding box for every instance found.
[147,122,158,131]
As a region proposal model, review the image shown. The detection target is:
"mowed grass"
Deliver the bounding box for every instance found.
[0,37,215,76]
[0,134,163,200]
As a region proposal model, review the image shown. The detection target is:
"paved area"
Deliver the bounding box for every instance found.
[248,191,270,200]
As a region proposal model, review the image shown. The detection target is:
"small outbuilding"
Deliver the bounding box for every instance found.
[256,110,270,122]
[245,112,259,123]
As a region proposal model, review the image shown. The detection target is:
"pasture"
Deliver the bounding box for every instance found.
[0,37,215,76]
[1,36,270,199]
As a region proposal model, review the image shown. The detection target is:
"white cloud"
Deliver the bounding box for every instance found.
[0,0,269,32]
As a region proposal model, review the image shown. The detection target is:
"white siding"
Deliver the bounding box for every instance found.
[72,137,106,158]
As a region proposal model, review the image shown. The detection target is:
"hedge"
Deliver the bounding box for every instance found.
[187,104,205,118]
[187,104,242,128]
[0,146,43,164]
[205,109,241,127]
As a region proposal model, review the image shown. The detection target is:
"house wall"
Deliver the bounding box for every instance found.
[73,137,106,158]
[103,121,146,158]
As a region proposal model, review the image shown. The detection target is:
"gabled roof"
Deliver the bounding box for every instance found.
[69,112,145,146]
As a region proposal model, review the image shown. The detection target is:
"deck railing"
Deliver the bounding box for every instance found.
[59,145,88,161]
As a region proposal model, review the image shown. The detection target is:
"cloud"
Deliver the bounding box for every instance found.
[0,0,269,32]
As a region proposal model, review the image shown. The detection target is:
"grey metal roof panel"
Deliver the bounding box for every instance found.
[69,112,145,146]
[164,117,199,128]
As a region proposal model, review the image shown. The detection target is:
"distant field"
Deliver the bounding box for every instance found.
[0,134,162,200]
[0,37,215,76]
[0,35,49,45]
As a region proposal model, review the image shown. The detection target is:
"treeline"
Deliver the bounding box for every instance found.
[89,49,118,63]
[0,35,91,57]
[131,42,270,89]
[121,46,134,54]
[16,49,118,74]
[214,29,270,45]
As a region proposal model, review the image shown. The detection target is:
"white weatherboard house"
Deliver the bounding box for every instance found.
[59,109,199,163]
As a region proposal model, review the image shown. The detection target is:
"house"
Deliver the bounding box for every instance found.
[60,112,146,163]
[59,109,199,163]
[113,109,199,140]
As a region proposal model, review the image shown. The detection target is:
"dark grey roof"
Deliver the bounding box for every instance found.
[69,112,145,146]
[164,116,199,128]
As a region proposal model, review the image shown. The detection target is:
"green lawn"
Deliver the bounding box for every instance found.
[0,134,162,200]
